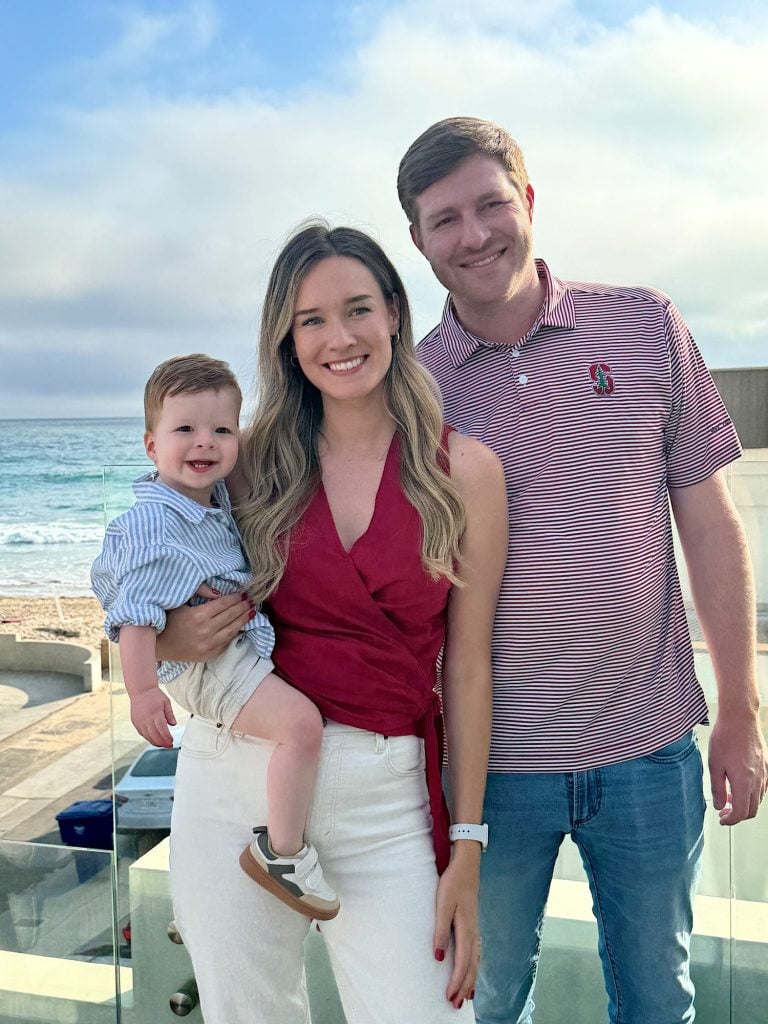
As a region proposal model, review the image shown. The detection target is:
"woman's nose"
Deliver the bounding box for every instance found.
[327,319,356,349]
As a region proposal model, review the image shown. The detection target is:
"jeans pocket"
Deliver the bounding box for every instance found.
[384,735,426,776]
[180,718,233,759]
[644,729,697,764]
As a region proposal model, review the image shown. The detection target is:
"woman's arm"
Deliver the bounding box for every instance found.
[155,590,253,662]
[435,432,508,1007]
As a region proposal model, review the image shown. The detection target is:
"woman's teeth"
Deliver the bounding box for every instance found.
[327,356,365,372]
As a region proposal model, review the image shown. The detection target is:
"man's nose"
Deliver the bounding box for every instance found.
[460,214,491,250]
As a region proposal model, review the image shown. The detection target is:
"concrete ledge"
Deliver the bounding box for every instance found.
[0,634,102,693]
[0,950,131,1023]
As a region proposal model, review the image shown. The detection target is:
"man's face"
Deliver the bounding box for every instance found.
[411,153,535,310]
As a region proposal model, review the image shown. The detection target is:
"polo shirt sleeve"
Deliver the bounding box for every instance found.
[664,301,742,488]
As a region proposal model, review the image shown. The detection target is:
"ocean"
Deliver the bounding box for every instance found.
[1,418,150,595]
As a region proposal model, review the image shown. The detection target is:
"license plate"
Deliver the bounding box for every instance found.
[142,798,160,810]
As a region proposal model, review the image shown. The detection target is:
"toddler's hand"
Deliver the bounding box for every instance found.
[130,688,177,748]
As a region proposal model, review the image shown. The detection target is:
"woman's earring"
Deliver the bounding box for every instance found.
[391,331,400,346]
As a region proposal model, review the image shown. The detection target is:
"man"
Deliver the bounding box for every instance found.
[397,117,767,1024]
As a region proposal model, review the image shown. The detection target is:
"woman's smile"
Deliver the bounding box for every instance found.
[325,355,368,374]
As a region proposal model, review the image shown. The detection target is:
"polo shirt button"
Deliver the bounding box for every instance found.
[512,348,521,359]
[518,374,528,385]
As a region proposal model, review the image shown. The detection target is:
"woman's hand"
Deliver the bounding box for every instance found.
[155,586,253,662]
[433,844,482,1009]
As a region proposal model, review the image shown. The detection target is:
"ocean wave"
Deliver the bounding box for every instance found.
[0,522,104,546]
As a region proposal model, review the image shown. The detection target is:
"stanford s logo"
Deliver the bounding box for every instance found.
[589,362,614,395]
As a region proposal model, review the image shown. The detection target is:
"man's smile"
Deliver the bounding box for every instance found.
[461,249,505,269]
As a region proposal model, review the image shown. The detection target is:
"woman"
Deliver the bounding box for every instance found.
[159,223,507,1022]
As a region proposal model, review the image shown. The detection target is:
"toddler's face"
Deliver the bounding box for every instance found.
[144,387,239,505]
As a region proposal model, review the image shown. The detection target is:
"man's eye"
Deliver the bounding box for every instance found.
[434,216,452,229]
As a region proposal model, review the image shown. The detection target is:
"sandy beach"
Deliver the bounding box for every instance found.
[0,595,104,650]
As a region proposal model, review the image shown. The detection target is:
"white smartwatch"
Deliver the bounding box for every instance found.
[448,823,489,851]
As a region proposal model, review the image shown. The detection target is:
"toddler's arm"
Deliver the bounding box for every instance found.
[119,625,177,748]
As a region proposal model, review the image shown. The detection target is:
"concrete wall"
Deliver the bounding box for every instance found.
[0,634,102,693]
[712,368,768,450]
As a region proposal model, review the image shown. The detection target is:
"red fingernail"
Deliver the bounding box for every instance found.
[248,610,256,620]
[455,999,464,1009]
[240,593,249,602]
[469,989,475,1000]
[210,588,221,596]
[435,948,445,962]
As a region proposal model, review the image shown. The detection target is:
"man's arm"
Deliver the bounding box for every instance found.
[670,469,768,824]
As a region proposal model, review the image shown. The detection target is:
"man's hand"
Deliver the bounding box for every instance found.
[156,588,253,662]
[708,711,768,824]
[130,688,177,748]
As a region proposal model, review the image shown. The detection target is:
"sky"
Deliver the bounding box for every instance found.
[1,0,766,419]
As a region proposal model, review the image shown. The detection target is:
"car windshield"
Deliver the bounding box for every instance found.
[131,747,180,778]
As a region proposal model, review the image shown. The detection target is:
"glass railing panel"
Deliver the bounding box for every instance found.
[0,839,125,1023]
[101,463,349,1022]
[727,452,768,1022]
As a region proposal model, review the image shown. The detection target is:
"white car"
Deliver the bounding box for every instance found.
[114,726,185,831]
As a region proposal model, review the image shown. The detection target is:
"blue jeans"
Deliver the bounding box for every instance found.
[476,731,706,1024]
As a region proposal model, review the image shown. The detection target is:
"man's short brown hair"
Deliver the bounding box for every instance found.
[144,353,242,430]
[397,116,530,228]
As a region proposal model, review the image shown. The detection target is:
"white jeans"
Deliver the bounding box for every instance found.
[170,715,475,1024]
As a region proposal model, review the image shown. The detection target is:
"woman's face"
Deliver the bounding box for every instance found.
[290,256,399,408]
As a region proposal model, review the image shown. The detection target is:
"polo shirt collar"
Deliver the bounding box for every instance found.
[132,473,231,522]
[439,258,576,367]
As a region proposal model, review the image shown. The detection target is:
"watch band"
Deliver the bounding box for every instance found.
[448,823,489,851]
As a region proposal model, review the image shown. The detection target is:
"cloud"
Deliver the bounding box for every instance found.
[83,0,218,73]
[1,2,767,417]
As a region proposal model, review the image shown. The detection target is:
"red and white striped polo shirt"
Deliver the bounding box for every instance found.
[420,259,742,772]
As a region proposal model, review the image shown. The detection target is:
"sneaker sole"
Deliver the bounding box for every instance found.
[239,845,340,921]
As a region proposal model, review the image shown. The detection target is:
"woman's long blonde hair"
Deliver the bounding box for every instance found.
[237,222,465,603]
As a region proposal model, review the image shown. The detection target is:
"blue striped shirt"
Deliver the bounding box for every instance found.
[91,473,275,683]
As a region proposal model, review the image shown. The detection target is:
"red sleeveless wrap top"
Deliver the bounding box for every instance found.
[267,430,453,872]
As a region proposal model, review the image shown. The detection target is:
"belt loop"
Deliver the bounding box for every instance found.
[374,733,385,754]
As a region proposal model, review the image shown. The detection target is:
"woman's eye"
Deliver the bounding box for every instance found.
[300,316,322,327]
[350,306,371,317]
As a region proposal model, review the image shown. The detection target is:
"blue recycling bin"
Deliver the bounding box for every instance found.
[56,799,115,849]
[56,800,114,882]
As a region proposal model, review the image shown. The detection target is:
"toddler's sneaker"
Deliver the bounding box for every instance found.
[240,827,340,921]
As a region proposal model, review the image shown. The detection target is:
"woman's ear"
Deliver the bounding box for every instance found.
[388,293,401,335]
